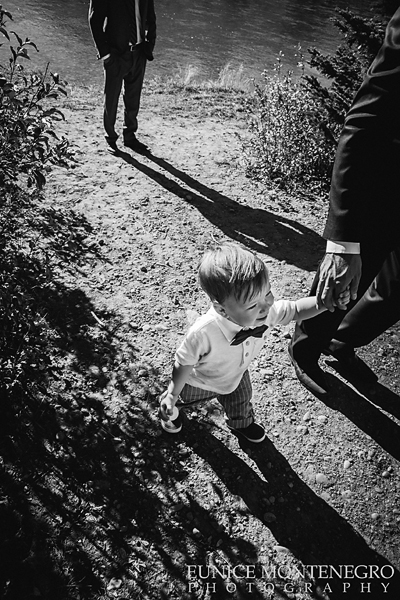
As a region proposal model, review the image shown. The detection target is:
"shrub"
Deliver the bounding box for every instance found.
[244,7,390,193]
[0,6,71,190]
[0,6,73,400]
[243,53,334,192]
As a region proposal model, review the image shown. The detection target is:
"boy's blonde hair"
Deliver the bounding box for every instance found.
[198,242,269,304]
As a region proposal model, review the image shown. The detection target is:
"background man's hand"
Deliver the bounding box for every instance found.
[316,253,362,311]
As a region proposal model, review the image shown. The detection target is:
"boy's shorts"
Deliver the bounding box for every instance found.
[177,370,254,429]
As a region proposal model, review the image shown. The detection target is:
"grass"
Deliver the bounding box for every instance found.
[147,62,255,93]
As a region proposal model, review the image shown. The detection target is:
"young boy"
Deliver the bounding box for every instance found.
[159,242,349,443]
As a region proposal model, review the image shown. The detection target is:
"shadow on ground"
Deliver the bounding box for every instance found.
[117,150,325,272]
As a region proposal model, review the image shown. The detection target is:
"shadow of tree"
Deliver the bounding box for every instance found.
[180,420,400,600]
[116,150,325,271]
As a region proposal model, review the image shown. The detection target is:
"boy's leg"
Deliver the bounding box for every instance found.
[178,385,216,406]
[216,370,254,429]
[217,371,265,442]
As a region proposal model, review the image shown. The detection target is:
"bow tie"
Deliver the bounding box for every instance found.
[230,324,269,346]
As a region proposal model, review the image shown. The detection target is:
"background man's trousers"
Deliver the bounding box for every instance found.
[103,46,147,144]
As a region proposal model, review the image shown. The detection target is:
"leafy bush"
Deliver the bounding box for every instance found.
[0,6,71,189]
[243,54,334,192]
[0,6,73,400]
[244,8,389,192]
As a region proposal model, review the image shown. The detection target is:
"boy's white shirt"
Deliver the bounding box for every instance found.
[175,300,297,395]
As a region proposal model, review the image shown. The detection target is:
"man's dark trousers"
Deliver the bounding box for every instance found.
[103,46,147,145]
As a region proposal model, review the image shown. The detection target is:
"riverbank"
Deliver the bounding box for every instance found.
[3,80,400,600]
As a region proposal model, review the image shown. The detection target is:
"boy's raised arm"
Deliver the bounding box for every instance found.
[293,288,350,321]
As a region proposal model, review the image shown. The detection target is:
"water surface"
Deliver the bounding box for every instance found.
[1,0,379,85]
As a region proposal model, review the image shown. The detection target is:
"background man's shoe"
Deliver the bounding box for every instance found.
[106,139,118,154]
[288,344,328,396]
[124,136,148,153]
[323,340,378,383]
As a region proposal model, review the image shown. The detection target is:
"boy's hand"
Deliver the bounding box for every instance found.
[159,390,177,421]
[336,287,351,310]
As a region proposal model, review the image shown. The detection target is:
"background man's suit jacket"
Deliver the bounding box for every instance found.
[89,0,156,59]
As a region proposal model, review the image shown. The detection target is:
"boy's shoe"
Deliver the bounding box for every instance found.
[228,422,266,443]
[160,408,183,434]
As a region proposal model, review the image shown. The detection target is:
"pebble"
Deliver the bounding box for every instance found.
[303,412,311,421]
[341,490,354,500]
[129,321,139,329]
[382,470,391,478]
[343,460,351,470]
[260,368,274,377]
[320,491,331,502]
[88,365,100,377]
[263,512,277,523]
[317,415,328,423]
[371,513,380,521]
[142,323,152,331]
[192,528,201,538]
[296,425,308,434]
[315,473,329,486]
[273,545,290,553]
[107,578,122,591]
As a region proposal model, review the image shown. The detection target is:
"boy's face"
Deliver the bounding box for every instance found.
[215,281,274,328]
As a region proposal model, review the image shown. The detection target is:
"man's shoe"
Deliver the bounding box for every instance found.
[124,136,149,153]
[288,343,328,396]
[228,422,266,443]
[106,139,119,154]
[323,340,378,383]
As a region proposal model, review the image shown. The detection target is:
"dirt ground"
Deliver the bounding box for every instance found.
[35,80,400,599]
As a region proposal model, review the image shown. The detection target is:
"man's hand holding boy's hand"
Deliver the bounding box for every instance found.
[158,390,177,421]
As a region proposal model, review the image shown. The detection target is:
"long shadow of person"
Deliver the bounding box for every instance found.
[180,421,400,599]
[116,150,324,272]
[317,372,400,461]
[324,358,400,422]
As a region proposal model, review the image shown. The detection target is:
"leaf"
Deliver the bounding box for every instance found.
[23,39,39,52]
[11,31,23,46]
[0,26,10,40]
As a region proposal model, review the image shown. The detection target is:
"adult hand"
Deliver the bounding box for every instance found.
[316,253,362,311]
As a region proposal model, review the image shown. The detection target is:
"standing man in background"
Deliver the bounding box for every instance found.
[88,0,156,154]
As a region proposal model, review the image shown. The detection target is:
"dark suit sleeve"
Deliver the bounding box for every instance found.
[323,7,400,245]
[88,0,109,59]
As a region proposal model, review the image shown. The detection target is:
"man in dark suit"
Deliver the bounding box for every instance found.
[88,0,156,153]
[289,7,400,396]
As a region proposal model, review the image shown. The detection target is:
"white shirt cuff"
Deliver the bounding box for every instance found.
[326,241,360,254]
